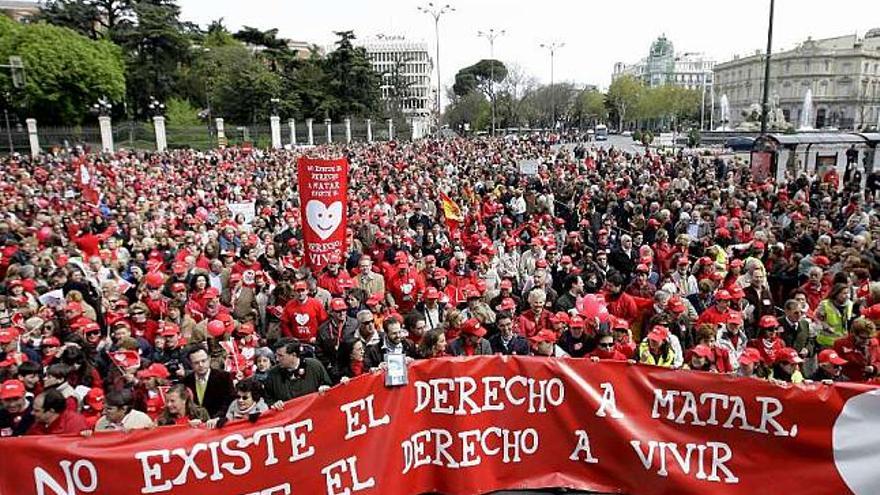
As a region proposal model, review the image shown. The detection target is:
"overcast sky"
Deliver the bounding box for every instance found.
[179,0,880,93]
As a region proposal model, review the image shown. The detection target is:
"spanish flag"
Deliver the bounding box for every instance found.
[439,191,464,233]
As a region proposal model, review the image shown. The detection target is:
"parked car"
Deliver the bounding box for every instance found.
[725,136,755,152]
[622,131,632,137]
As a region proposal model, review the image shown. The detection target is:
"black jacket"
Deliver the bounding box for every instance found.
[263,359,332,403]
[488,333,530,355]
[183,369,235,419]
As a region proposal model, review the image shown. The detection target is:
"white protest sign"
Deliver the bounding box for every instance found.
[228,201,257,225]
[518,159,539,176]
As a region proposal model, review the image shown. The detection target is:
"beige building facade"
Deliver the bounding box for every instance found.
[713,30,880,130]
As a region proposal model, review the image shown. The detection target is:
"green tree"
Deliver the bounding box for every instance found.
[443,91,489,133]
[164,96,200,125]
[33,0,134,41]
[606,74,643,131]
[322,30,381,119]
[0,17,125,124]
[572,88,608,128]
[196,41,281,123]
[117,0,192,118]
[452,59,507,99]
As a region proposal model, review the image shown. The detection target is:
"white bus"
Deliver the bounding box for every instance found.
[594,124,608,141]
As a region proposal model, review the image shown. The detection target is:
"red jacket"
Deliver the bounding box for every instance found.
[27,409,89,436]
[834,336,880,382]
[517,309,553,338]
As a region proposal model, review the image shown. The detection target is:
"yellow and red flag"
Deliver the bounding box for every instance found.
[439,191,464,233]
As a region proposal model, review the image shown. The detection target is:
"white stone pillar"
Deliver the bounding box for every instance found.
[306,118,314,145]
[26,118,39,157]
[366,118,372,143]
[98,115,114,153]
[270,115,282,149]
[215,118,226,147]
[153,116,167,152]
[344,118,352,144]
[289,119,296,146]
[325,118,332,143]
[387,119,394,141]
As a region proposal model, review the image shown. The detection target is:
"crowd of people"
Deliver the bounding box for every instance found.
[1,133,879,437]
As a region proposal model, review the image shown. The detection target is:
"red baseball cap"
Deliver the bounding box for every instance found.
[647,326,670,342]
[496,298,517,312]
[433,268,448,279]
[817,349,847,366]
[160,322,180,337]
[667,297,686,313]
[775,347,803,364]
[328,254,342,264]
[860,304,880,321]
[329,298,347,311]
[0,379,26,400]
[758,315,779,329]
[535,259,549,269]
[171,282,187,293]
[460,318,486,338]
[529,329,558,345]
[729,259,744,268]
[294,281,309,291]
[204,287,220,300]
[569,315,585,328]
[424,287,440,300]
[752,241,766,250]
[137,363,171,380]
[714,290,732,301]
[42,336,61,347]
[738,348,762,366]
[728,286,746,300]
[726,311,744,325]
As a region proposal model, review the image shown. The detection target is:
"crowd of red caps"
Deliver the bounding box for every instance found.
[1,134,880,437]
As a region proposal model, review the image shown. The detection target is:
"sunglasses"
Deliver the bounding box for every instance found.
[598,342,615,348]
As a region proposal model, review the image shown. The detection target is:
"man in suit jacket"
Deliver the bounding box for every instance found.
[364,318,416,369]
[448,318,493,356]
[184,347,234,418]
[488,312,530,355]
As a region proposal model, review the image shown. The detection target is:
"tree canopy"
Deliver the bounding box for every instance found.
[7,1,384,124]
[0,16,126,124]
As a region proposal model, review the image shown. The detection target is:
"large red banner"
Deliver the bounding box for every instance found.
[297,156,349,270]
[2,357,879,495]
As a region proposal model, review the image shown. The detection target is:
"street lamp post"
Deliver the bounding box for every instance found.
[478,28,505,136]
[418,3,455,133]
[760,0,775,135]
[539,41,565,130]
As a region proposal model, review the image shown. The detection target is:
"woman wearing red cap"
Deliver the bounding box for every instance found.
[748,316,785,366]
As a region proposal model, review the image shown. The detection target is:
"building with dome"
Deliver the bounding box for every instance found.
[713,30,880,130]
[612,35,715,91]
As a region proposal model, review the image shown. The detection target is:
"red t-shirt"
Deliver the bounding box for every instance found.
[280,297,328,342]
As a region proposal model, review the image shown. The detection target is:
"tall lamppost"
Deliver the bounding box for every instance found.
[540,41,565,129]
[478,28,505,136]
[417,3,454,132]
[759,0,775,135]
